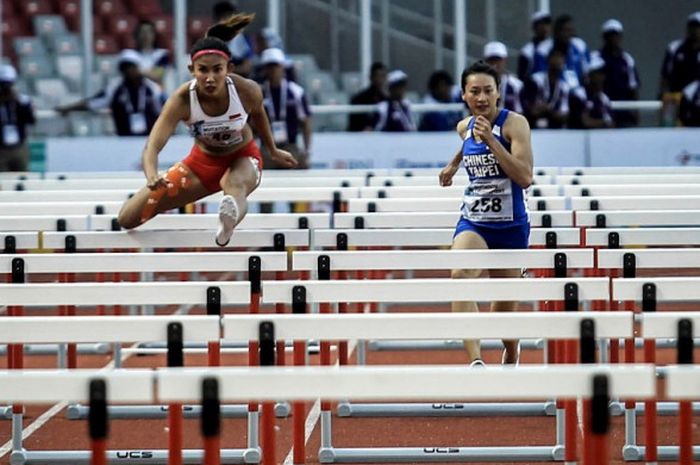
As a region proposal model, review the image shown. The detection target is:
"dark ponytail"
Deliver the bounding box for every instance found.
[190,13,255,60]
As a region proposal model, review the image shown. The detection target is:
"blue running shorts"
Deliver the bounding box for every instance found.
[453,217,530,249]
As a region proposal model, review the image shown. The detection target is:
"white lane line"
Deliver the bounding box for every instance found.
[282,339,358,465]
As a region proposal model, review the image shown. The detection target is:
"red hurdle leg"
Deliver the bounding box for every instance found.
[276,271,286,366]
[643,337,657,463]
[337,270,349,366]
[679,400,692,465]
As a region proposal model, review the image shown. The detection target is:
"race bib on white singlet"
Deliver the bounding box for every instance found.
[194,120,244,147]
[462,177,514,222]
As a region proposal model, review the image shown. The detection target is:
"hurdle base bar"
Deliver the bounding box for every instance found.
[622,445,700,461]
[318,445,563,463]
[65,403,251,420]
[609,401,700,416]
[367,339,544,352]
[336,402,550,417]
[0,343,110,356]
[9,448,261,465]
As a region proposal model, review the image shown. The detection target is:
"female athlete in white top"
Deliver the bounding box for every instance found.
[117,13,297,246]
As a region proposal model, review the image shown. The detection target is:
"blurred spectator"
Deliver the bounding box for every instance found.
[348,62,388,131]
[568,56,614,129]
[133,20,171,85]
[56,50,166,137]
[679,79,700,126]
[213,1,255,78]
[483,41,524,113]
[659,12,700,126]
[0,65,35,172]
[375,70,416,132]
[592,19,639,127]
[518,11,551,81]
[419,70,462,131]
[533,14,590,87]
[523,47,572,129]
[252,28,295,82]
[260,48,312,169]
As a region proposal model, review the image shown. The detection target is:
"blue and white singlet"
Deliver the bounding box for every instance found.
[460,109,529,228]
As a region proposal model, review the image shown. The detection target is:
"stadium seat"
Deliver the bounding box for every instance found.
[94,35,120,55]
[33,15,67,37]
[34,77,70,108]
[94,54,119,74]
[18,55,55,80]
[57,0,81,31]
[13,37,48,56]
[341,71,363,94]
[289,54,319,76]
[17,0,54,17]
[55,54,84,92]
[94,0,126,17]
[124,0,163,18]
[50,33,82,55]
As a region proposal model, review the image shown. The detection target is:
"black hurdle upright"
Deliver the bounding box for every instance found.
[88,379,108,465]
[201,378,221,465]
[259,321,276,465]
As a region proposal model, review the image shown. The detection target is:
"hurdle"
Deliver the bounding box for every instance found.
[94,212,331,231]
[0,285,260,465]
[576,210,700,228]
[311,227,582,248]
[564,184,700,197]
[347,196,568,213]
[614,278,700,462]
[0,252,286,421]
[260,277,609,463]
[557,174,700,185]
[358,184,562,199]
[334,211,573,228]
[1,233,38,252]
[586,228,700,247]
[364,174,554,187]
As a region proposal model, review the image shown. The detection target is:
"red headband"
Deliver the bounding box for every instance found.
[192,49,230,61]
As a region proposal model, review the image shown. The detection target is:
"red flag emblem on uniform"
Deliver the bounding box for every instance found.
[230,113,242,120]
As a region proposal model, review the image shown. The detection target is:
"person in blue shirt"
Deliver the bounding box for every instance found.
[419,70,462,131]
[532,14,589,87]
[518,11,551,82]
[439,61,533,367]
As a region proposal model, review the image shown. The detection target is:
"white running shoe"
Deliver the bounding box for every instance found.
[215,195,239,247]
[469,359,486,368]
[501,341,521,366]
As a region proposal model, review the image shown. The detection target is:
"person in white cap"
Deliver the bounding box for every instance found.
[259,47,312,171]
[0,64,35,172]
[568,55,613,129]
[591,19,639,127]
[680,76,700,127]
[375,70,416,132]
[517,11,551,81]
[116,13,297,248]
[522,47,573,129]
[659,11,700,125]
[483,41,524,113]
[56,49,166,136]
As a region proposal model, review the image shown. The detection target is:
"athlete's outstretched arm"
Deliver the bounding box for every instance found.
[141,87,189,189]
[473,114,533,188]
[439,117,470,187]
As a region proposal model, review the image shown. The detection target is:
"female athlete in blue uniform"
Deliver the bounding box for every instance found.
[439,61,534,367]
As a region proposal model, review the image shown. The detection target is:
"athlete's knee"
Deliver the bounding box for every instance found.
[117,208,139,230]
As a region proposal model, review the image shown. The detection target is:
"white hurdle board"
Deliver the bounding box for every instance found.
[347,197,567,213]
[0,232,38,250]
[312,228,581,248]
[563,184,700,197]
[666,366,700,400]
[0,316,219,343]
[366,175,554,187]
[613,278,700,301]
[640,312,700,339]
[576,210,700,227]
[598,249,700,269]
[222,313,633,340]
[292,249,593,271]
[42,230,309,249]
[0,252,288,273]
[334,211,573,228]
[157,365,654,402]
[262,278,609,303]
[0,190,135,202]
[0,215,92,232]
[0,369,154,403]
[557,174,700,185]
[359,185,561,198]
[0,281,250,306]
[558,167,700,175]
[586,228,700,247]
[570,196,700,211]
[248,186,359,202]
[93,213,330,231]
[0,202,122,216]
